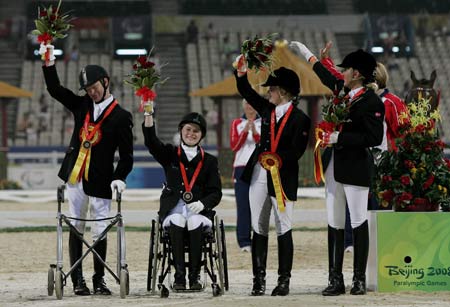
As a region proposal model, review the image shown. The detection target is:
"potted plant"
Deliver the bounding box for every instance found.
[375,97,450,212]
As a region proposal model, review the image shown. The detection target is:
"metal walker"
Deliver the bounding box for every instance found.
[47,185,129,299]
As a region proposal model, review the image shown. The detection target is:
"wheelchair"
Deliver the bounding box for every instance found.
[147,212,229,297]
[47,185,129,299]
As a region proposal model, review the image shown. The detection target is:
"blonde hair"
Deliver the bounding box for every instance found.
[375,62,389,89]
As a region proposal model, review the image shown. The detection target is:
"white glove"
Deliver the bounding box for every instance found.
[233,54,247,77]
[323,131,339,145]
[289,41,315,62]
[38,43,56,66]
[187,200,204,214]
[143,100,154,116]
[111,179,126,194]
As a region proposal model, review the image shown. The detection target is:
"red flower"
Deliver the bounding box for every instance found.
[132,64,138,70]
[404,160,415,169]
[435,140,446,148]
[317,121,336,133]
[143,61,155,68]
[415,124,426,133]
[381,190,395,202]
[264,45,273,54]
[397,192,413,203]
[444,158,450,168]
[382,175,392,183]
[422,174,435,190]
[257,54,267,62]
[40,10,48,17]
[255,40,262,49]
[137,56,147,66]
[50,14,57,21]
[424,144,432,152]
[37,32,53,43]
[400,175,411,186]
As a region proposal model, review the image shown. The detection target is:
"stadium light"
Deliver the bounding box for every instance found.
[115,49,147,56]
[33,49,63,56]
[371,46,384,53]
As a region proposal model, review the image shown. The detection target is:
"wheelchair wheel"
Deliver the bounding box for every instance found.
[120,268,129,298]
[47,266,54,296]
[214,216,225,295]
[147,219,160,293]
[219,219,229,291]
[55,269,63,300]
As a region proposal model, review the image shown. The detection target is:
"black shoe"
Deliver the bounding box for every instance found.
[271,278,289,296]
[350,277,366,295]
[322,274,345,296]
[73,277,91,296]
[93,277,112,295]
[189,277,202,290]
[173,281,186,291]
[251,276,265,296]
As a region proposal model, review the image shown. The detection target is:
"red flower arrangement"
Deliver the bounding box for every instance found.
[240,33,277,72]
[124,50,168,112]
[31,0,72,45]
[375,98,450,211]
[313,92,352,184]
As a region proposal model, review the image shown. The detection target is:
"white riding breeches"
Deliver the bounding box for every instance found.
[325,152,369,229]
[249,163,294,236]
[162,199,212,230]
[66,181,112,241]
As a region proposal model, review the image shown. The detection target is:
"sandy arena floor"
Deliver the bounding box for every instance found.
[0,199,449,307]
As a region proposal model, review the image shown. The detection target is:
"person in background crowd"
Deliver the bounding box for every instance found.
[142,107,222,291]
[230,99,261,252]
[40,43,133,296]
[290,41,384,296]
[234,58,311,296]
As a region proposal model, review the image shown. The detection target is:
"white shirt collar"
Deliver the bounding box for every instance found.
[349,87,363,100]
[275,101,292,122]
[93,95,114,121]
[181,143,198,161]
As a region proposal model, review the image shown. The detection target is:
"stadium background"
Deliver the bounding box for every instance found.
[1,0,450,189]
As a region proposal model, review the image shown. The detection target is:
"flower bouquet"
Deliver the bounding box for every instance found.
[375,97,450,211]
[313,92,352,184]
[124,50,168,113]
[31,0,73,61]
[240,33,277,73]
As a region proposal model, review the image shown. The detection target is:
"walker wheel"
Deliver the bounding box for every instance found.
[119,269,129,298]
[55,270,63,300]
[212,283,222,297]
[160,284,169,298]
[47,267,55,296]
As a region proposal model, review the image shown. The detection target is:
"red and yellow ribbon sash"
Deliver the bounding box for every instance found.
[260,104,294,211]
[68,100,118,184]
[314,127,326,184]
[259,152,287,212]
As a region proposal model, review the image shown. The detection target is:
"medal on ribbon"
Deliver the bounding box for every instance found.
[259,104,294,211]
[68,100,118,184]
[259,152,286,212]
[178,146,204,203]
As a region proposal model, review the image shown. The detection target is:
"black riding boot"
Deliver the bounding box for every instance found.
[69,231,90,295]
[251,232,268,296]
[322,226,346,296]
[92,238,112,295]
[350,220,369,295]
[169,224,187,290]
[188,226,203,290]
[271,230,293,296]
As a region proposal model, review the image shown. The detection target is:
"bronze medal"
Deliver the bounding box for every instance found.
[83,140,91,149]
[182,191,193,202]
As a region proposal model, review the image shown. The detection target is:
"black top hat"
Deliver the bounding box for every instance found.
[337,49,377,83]
[262,67,300,96]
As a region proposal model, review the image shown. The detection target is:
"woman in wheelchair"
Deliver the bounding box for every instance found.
[142,107,222,291]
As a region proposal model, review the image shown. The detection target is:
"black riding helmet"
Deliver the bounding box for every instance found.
[178,112,207,139]
[262,67,301,97]
[337,49,377,83]
[79,65,110,91]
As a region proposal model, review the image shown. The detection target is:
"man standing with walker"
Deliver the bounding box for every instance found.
[40,43,133,296]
